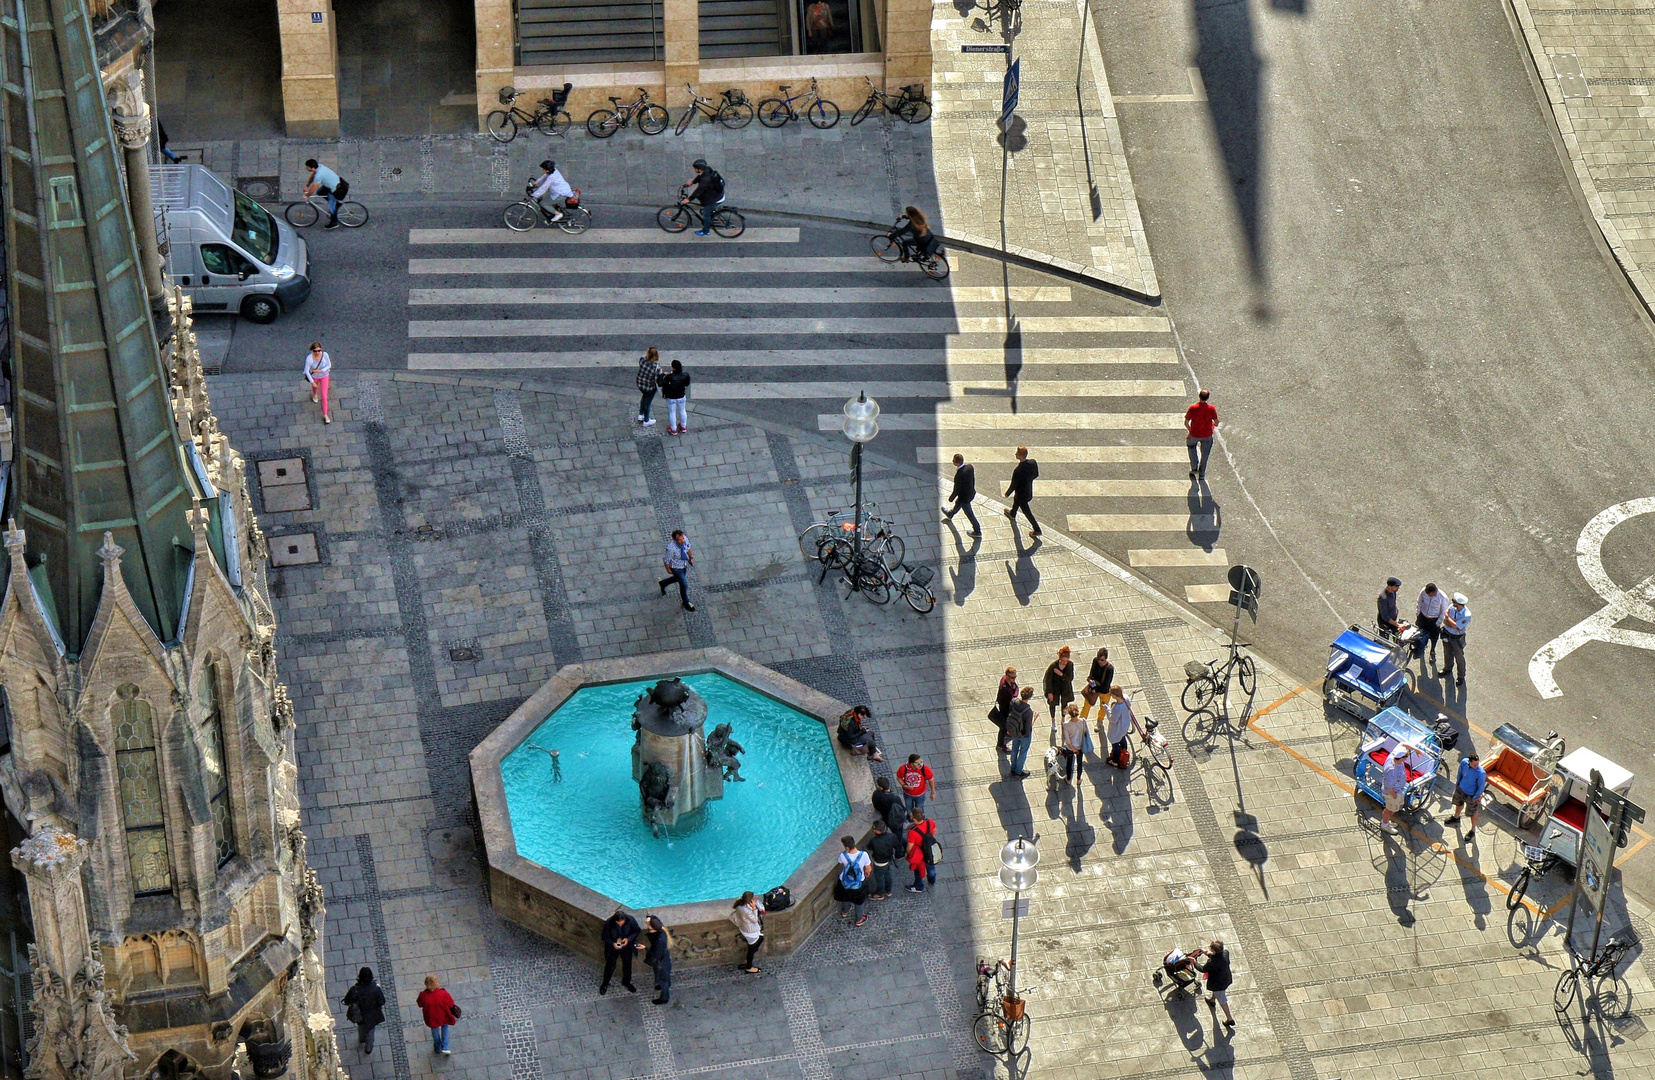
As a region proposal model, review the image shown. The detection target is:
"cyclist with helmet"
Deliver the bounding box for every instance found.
[531,160,574,222]
[681,159,725,236]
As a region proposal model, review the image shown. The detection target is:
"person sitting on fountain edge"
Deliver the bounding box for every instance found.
[837,705,884,762]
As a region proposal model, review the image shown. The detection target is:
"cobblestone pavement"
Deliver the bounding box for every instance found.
[1508,0,1655,312]
[212,371,1655,1080]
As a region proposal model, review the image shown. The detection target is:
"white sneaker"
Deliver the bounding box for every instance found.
[636,415,646,422]
[1380,821,1398,834]
[642,418,656,426]
[550,212,565,222]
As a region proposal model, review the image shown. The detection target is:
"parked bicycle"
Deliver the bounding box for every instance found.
[1554,932,1639,1013]
[972,958,1033,1054]
[758,77,840,129]
[674,85,755,134]
[799,504,882,561]
[870,229,950,280]
[1506,842,1561,911]
[1138,715,1173,774]
[816,516,904,575]
[1180,640,1257,713]
[587,87,669,138]
[657,184,746,237]
[850,76,932,125]
[886,562,936,613]
[284,192,367,228]
[502,182,591,233]
[486,84,572,142]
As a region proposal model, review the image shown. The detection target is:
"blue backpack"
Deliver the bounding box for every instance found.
[839,853,866,889]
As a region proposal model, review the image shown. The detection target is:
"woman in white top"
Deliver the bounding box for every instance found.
[728,891,765,974]
[303,342,332,423]
[1060,703,1088,784]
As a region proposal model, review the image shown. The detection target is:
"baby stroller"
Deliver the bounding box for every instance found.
[1153,947,1205,1000]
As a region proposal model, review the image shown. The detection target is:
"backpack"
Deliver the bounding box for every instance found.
[838,853,866,890]
[703,169,725,201]
[763,886,792,911]
[913,820,943,866]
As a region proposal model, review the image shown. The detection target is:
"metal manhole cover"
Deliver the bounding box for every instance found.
[269,532,319,566]
[236,175,281,202]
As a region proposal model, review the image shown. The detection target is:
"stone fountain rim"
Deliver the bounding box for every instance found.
[469,647,873,926]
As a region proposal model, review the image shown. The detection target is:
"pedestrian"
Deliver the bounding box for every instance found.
[1377,576,1408,636]
[729,892,765,972]
[1198,940,1236,1028]
[1441,592,1470,686]
[636,347,661,426]
[1003,446,1041,539]
[639,915,673,1004]
[303,342,331,424]
[834,835,871,925]
[658,528,696,613]
[659,359,691,435]
[992,666,1018,753]
[1043,646,1075,722]
[598,909,640,994]
[1415,582,1447,666]
[1080,648,1113,720]
[904,806,939,892]
[1184,388,1217,480]
[837,705,884,761]
[943,453,981,535]
[415,975,459,1055]
[1103,685,1140,769]
[1061,703,1087,784]
[1445,751,1487,839]
[342,967,386,1054]
[872,775,906,831]
[896,753,935,815]
[867,819,904,900]
[1379,744,1414,834]
[1005,686,1035,778]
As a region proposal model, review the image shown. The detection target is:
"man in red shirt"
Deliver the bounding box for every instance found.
[1184,389,1218,480]
[896,753,935,815]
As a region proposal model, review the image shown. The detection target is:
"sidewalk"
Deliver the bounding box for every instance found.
[1508,0,1655,312]
[212,369,1655,1080]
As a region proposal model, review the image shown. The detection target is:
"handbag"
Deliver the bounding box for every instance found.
[345,1003,361,1024]
[450,1004,462,1020]
[1081,730,1095,757]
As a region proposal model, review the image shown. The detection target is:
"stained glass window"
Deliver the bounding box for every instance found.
[114,685,171,895]
[198,666,236,866]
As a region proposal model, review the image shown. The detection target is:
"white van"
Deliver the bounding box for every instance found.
[155,164,310,323]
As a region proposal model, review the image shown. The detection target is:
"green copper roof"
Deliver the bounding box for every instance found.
[0,0,197,652]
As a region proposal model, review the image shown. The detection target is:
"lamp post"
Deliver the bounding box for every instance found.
[841,392,880,589]
[998,834,1038,1072]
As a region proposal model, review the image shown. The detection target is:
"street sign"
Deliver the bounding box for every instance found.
[962,44,1010,53]
[1227,564,1261,597]
[1580,803,1615,913]
[1001,59,1021,129]
[1228,591,1259,621]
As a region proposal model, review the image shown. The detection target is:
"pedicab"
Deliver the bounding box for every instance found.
[1508,747,1633,909]
[1324,627,1409,723]
[1479,723,1565,829]
[1354,706,1443,814]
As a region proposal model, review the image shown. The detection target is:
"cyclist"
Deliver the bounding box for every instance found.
[303,158,348,230]
[888,205,939,262]
[681,159,725,236]
[530,159,573,223]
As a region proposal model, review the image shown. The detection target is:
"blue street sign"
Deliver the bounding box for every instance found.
[1001,58,1020,129]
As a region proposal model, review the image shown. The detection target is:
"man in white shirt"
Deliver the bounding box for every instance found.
[1414,582,1448,667]
[1380,744,1415,834]
[531,160,573,222]
[303,158,345,229]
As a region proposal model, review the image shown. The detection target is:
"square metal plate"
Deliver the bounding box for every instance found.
[269,533,320,567]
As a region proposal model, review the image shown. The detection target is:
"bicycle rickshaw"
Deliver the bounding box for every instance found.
[1508,746,1633,908]
[1479,722,1565,829]
[1324,627,1409,722]
[1354,707,1443,814]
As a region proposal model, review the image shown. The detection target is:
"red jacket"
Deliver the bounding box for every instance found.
[416,987,458,1028]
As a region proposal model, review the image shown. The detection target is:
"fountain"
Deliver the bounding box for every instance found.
[470,648,872,966]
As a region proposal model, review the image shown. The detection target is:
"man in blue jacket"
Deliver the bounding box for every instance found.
[1445,752,1487,838]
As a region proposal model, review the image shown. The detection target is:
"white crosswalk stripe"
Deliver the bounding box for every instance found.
[815,413,1184,431]
[409,227,802,244]
[407,286,1073,305]
[408,348,1181,370]
[695,380,1184,399]
[920,446,1187,463]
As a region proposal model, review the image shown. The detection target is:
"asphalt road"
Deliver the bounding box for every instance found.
[1093,0,1655,904]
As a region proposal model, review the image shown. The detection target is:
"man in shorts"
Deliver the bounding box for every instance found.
[1445,751,1487,840]
[1379,744,1414,834]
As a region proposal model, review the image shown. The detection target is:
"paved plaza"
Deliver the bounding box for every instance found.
[211,369,1655,1080]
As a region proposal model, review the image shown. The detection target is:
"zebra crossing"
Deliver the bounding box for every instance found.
[401,220,1230,604]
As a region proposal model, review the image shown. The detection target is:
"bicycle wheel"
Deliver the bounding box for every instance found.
[718,101,754,129]
[870,234,902,262]
[851,559,890,604]
[808,99,840,128]
[558,207,592,234]
[711,208,745,238]
[1148,737,1173,773]
[535,110,567,136]
[284,200,319,227]
[1507,867,1532,911]
[758,99,790,127]
[336,202,369,228]
[879,534,906,569]
[903,582,936,614]
[920,253,950,280]
[639,103,670,134]
[586,109,620,138]
[1181,675,1218,713]
[503,202,540,232]
[851,96,877,126]
[485,110,518,143]
[674,106,696,136]
[656,205,692,233]
[818,536,854,570]
[799,524,832,561]
[973,1013,1007,1054]
[1554,967,1580,1013]
[900,98,933,123]
[1237,655,1258,698]
[1007,1017,1031,1054]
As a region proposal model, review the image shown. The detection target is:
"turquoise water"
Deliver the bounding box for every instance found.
[501,673,850,908]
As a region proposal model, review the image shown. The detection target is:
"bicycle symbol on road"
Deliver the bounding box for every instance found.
[1530,496,1655,699]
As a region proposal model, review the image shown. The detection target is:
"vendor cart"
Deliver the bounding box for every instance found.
[1538,748,1634,868]
[1355,706,1443,814]
[1480,723,1565,829]
[1324,628,1410,723]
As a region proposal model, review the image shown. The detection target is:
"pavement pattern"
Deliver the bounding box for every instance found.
[212,368,1655,1080]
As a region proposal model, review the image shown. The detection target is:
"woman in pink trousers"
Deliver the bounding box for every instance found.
[304,342,332,423]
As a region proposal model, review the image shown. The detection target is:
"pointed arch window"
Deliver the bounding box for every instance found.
[197,666,236,866]
[114,686,171,895]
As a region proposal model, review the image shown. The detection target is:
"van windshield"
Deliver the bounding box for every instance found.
[232,189,278,264]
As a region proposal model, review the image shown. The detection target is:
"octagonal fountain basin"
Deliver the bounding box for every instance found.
[470,649,873,966]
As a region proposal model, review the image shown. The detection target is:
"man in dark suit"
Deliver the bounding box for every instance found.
[942,453,980,535]
[1004,446,1041,539]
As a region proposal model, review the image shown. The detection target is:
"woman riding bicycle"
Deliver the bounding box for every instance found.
[888,205,939,262]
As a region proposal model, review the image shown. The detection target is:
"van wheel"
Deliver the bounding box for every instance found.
[241,296,280,324]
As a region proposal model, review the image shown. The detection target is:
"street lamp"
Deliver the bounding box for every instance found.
[841,392,879,589]
[998,834,1038,1059]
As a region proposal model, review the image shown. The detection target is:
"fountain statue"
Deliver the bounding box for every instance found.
[631,678,736,835]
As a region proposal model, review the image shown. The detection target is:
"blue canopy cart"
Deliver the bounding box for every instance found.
[1324,628,1410,722]
[1355,707,1443,814]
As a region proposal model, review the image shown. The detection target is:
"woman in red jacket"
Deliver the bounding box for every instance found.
[416,976,459,1055]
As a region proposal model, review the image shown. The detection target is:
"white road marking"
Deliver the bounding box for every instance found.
[1529,496,1655,699]
[1185,584,1233,603]
[408,227,801,244]
[410,316,1164,337]
[1067,514,1218,531]
[1130,549,1229,567]
[406,286,1072,305]
[693,380,1183,399]
[919,445,1188,464]
[410,256,913,274]
[407,347,1182,370]
[816,413,1183,431]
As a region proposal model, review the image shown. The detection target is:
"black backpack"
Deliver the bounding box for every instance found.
[763,886,792,911]
[703,169,725,201]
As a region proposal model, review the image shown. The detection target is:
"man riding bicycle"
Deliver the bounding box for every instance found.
[531,160,573,222]
[682,159,725,236]
[303,158,348,230]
